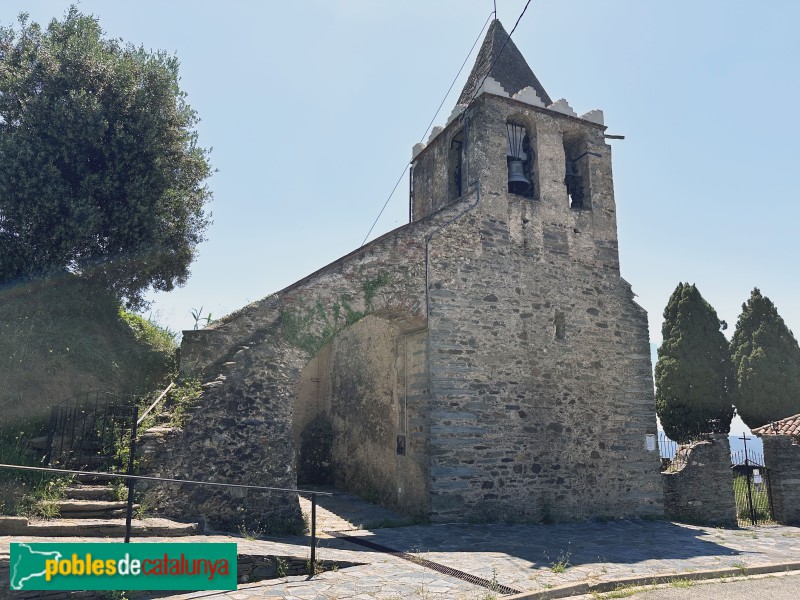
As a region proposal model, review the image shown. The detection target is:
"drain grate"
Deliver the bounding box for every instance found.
[331,532,521,595]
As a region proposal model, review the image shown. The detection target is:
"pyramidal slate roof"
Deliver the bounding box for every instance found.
[457,19,552,106]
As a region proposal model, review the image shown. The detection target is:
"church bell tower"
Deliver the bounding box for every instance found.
[410,20,663,522]
[410,19,618,271]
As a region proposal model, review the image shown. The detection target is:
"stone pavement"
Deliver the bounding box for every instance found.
[297,486,415,533]
[2,491,800,599]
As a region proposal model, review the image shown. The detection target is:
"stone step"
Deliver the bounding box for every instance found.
[74,472,119,484]
[72,453,116,467]
[44,499,139,518]
[141,425,175,437]
[0,515,200,537]
[48,441,106,454]
[63,486,117,501]
[28,435,50,450]
[47,455,120,472]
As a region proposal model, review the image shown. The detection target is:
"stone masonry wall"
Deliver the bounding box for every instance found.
[412,119,461,221]
[138,327,308,532]
[762,436,800,525]
[140,195,477,530]
[422,95,663,522]
[662,436,736,526]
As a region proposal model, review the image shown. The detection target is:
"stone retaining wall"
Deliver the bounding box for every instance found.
[662,435,736,526]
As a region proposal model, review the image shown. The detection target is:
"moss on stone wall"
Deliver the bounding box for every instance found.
[279,273,391,355]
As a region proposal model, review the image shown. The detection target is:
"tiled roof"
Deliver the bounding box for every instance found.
[751,413,800,437]
[457,19,552,106]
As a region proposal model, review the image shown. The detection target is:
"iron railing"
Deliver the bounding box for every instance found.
[0,463,330,571]
[137,382,175,426]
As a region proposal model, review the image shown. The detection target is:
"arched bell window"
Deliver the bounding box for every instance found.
[506,122,535,198]
[448,130,464,201]
[563,132,592,210]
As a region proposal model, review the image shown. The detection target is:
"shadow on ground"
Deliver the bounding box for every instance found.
[333,520,747,569]
[296,486,749,570]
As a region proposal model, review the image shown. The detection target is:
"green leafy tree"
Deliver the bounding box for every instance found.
[0,7,212,307]
[730,288,800,428]
[655,283,734,442]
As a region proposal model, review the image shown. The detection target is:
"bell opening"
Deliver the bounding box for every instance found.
[506,122,534,198]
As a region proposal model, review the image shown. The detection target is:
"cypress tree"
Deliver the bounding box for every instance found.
[655,283,735,442]
[730,288,800,428]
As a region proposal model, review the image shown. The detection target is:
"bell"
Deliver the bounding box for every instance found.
[507,160,531,194]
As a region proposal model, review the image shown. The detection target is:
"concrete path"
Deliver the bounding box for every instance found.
[3,490,800,599]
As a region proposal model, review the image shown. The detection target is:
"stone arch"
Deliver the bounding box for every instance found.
[292,311,430,518]
[294,344,334,486]
[149,255,429,529]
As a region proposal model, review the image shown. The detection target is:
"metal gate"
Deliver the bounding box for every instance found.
[45,391,137,473]
[731,443,775,526]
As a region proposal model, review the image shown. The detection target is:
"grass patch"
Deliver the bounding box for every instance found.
[592,584,639,599]
[237,522,264,541]
[28,477,70,519]
[731,561,747,575]
[166,379,203,426]
[0,417,58,516]
[547,544,572,574]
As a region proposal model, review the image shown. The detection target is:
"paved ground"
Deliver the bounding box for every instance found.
[3,490,800,599]
[297,485,415,533]
[572,572,800,600]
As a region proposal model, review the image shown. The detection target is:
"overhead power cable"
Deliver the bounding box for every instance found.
[359,11,494,247]
[469,0,534,105]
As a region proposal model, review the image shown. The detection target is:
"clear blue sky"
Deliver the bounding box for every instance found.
[4,0,799,360]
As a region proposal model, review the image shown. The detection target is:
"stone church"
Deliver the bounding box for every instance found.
[141,20,664,530]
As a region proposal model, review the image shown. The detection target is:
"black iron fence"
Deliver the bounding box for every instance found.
[45,391,135,472]
[657,432,679,470]
[0,463,330,572]
[731,444,775,526]
[731,448,766,469]
[39,394,140,542]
